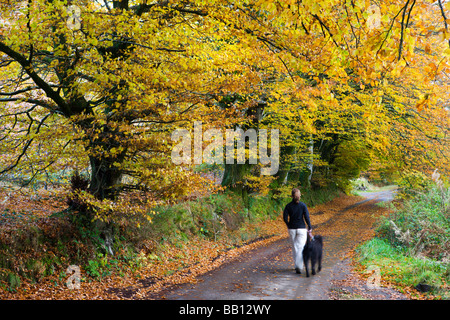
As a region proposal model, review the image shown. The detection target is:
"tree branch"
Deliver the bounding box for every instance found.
[0,97,58,113]
[438,0,450,48]
[438,0,448,30]
[398,0,412,61]
[131,2,208,17]
[376,4,406,57]
[0,139,34,175]
[0,41,70,115]
[0,86,40,96]
[172,6,208,17]
[311,14,340,48]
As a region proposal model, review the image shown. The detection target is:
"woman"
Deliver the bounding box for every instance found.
[283,188,312,274]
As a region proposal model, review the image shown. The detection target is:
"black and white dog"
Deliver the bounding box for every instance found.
[302,230,323,277]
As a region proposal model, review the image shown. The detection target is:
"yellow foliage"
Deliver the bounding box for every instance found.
[0,0,448,215]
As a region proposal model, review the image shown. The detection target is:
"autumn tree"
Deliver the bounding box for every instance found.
[0,1,256,247]
[253,0,450,191]
[1,0,449,241]
[0,1,263,204]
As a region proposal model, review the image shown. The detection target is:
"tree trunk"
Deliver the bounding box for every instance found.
[95,220,115,256]
[307,136,314,187]
[222,163,253,207]
[85,155,123,255]
[274,145,296,186]
[220,101,264,204]
[88,155,123,200]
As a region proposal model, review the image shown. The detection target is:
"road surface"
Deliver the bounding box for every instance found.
[149,190,397,300]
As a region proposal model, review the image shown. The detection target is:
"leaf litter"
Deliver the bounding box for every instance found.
[0,189,429,300]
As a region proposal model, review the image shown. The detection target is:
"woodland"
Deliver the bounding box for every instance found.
[0,0,449,299]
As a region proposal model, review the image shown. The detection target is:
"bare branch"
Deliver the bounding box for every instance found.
[437,0,450,48]
[0,41,70,115]
[0,86,43,96]
[0,139,34,175]
[438,0,448,30]
[377,5,406,57]
[0,97,58,112]
[312,14,340,48]
[398,0,410,61]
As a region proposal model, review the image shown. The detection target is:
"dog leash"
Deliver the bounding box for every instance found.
[308,229,314,241]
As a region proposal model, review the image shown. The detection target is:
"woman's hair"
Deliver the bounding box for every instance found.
[291,188,301,203]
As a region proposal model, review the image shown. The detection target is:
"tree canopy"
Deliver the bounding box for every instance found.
[1,0,449,224]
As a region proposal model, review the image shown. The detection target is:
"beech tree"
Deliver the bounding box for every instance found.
[0,0,261,204]
[255,0,450,190]
[1,0,449,232]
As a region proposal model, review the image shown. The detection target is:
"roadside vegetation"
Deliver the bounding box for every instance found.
[1,0,450,301]
[355,174,450,299]
[0,176,340,296]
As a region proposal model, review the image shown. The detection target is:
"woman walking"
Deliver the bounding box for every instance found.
[283,188,312,274]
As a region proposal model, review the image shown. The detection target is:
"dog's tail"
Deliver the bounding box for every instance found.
[314,235,323,245]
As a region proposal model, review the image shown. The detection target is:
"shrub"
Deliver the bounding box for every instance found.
[376,185,450,261]
[6,273,21,292]
[357,179,450,298]
[350,177,370,192]
[396,169,433,199]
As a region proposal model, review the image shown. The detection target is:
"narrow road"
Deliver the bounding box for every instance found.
[152,190,396,300]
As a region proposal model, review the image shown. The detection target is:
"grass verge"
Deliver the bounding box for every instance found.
[356,238,450,299]
[354,183,450,300]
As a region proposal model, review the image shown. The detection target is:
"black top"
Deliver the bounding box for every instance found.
[283,201,312,230]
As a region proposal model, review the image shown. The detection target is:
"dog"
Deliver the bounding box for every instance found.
[302,231,323,277]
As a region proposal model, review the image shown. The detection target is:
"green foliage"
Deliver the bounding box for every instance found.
[356,181,450,298]
[397,170,433,199]
[245,194,278,222]
[270,181,341,208]
[350,177,371,194]
[330,140,372,193]
[84,253,119,279]
[300,184,342,208]
[357,238,450,298]
[6,273,21,292]
[0,270,21,292]
[123,192,247,246]
[376,184,450,260]
[120,187,316,255]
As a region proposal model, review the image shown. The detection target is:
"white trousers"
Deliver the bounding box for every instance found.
[288,228,308,270]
